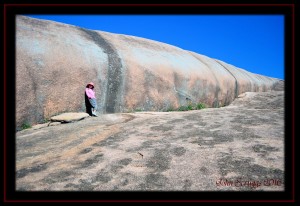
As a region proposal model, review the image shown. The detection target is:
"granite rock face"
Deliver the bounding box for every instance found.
[16,15,283,128]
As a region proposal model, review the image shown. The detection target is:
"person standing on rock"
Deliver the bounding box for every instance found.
[85,82,98,117]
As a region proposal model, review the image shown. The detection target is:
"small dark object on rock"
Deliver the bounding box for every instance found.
[138,152,143,158]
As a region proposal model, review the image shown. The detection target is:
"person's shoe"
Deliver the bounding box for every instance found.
[92,110,98,117]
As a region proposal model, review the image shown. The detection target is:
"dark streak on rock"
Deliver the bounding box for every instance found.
[217,152,284,180]
[215,59,239,98]
[43,170,74,184]
[150,125,174,132]
[189,53,221,107]
[146,149,171,172]
[78,28,124,113]
[139,173,169,190]
[183,179,192,190]
[252,144,279,157]
[199,166,209,175]
[94,170,112,183]
[118,158,132,166]
[16,163,48,178]
[170,147,186,156]
[79,148,93,155]
[79,154,104,168]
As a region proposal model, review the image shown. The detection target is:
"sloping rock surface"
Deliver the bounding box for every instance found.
[16,90,284,191]
[16,15,283,129]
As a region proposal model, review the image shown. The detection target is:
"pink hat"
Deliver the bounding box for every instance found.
[87,82,94,88]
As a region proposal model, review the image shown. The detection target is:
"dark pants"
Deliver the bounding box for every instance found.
[85,93,93,116]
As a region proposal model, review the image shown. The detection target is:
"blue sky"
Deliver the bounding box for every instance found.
[25,14,284,80]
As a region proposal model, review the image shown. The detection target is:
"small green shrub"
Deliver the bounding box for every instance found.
[177,106,188,111]
[41,118,50,124]
[21,122,31,130]
[166,107,175,112]
[187,104,194,110]
[196,103,206,110]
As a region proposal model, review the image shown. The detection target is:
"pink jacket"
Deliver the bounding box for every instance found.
[85,88,96,99]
